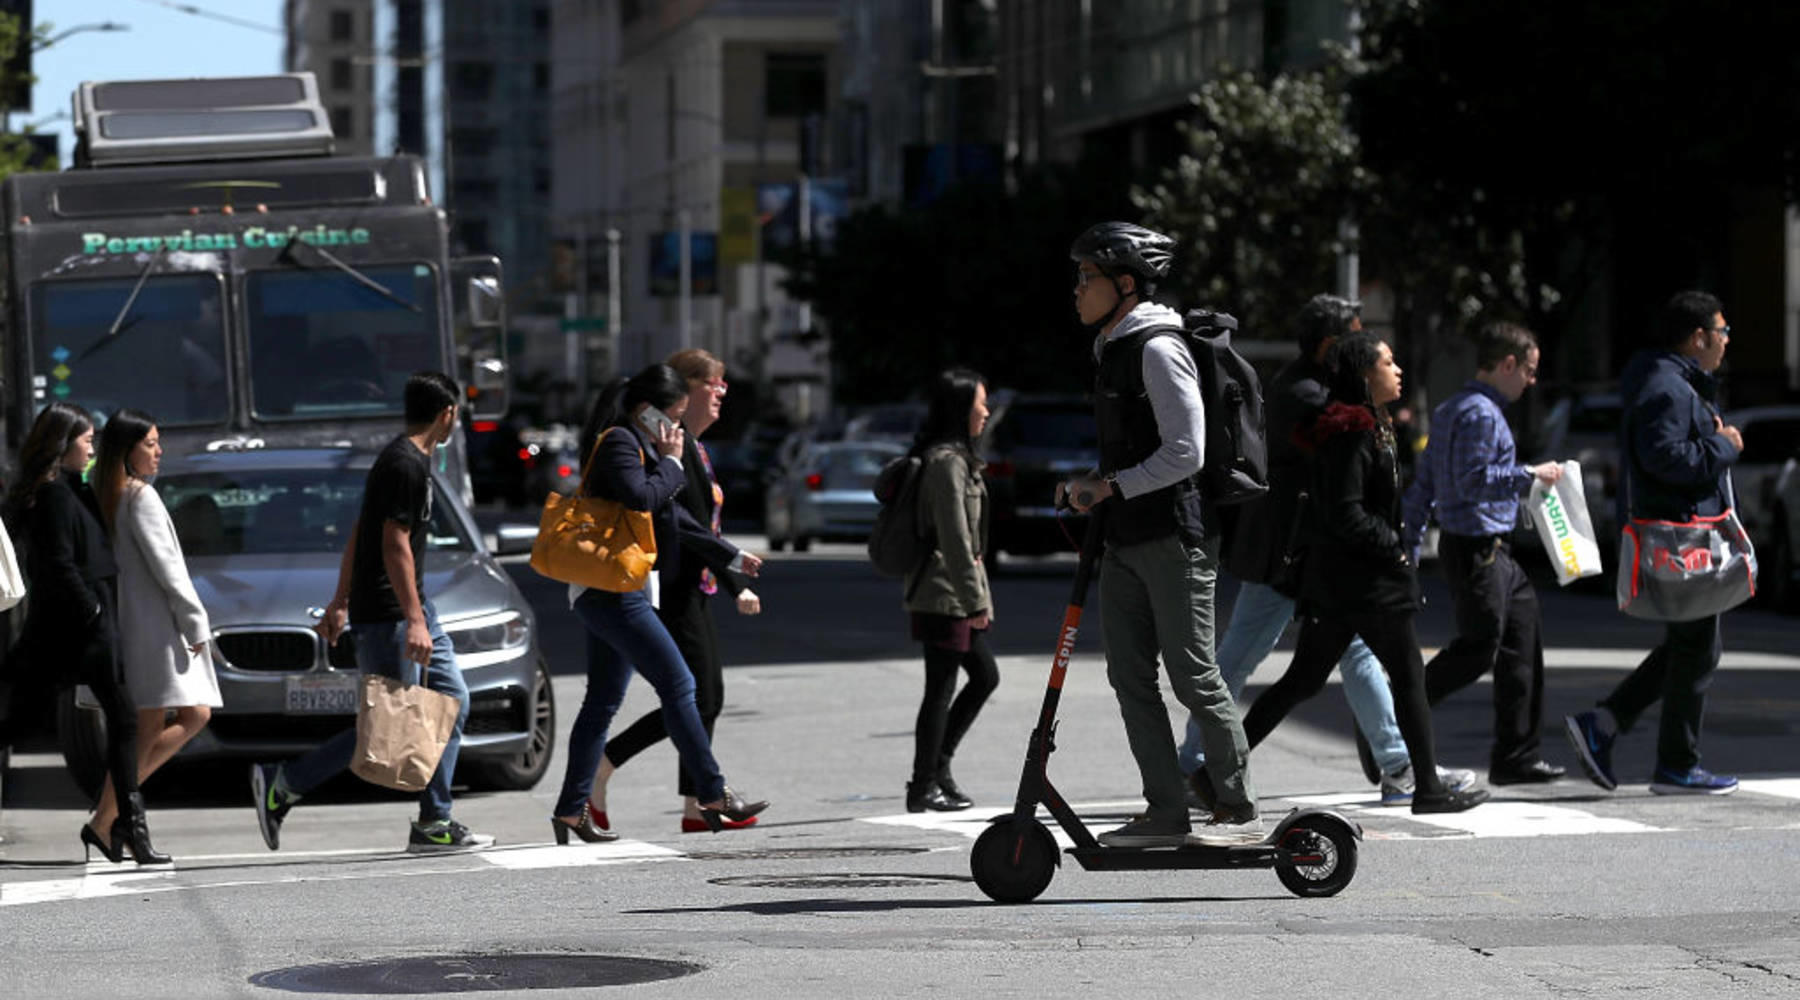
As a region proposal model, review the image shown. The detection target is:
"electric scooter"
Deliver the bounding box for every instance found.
[970,507,1363,903]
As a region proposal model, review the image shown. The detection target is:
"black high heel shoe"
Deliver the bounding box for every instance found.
[80,822,122,864]
[718,785,768,822]
[112,792,171,866]
[551,812,619,844]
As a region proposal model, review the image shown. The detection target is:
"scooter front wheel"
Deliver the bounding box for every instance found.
[971,816,1058,903]
[1275,813,1359,898]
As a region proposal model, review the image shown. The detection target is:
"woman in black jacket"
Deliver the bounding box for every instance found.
[589,349,769,834]
[1238,333,1487,815]
[8,402,169,863]
[548,364,764,842]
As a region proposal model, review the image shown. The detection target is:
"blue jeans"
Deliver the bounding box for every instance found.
[284,600,469,823]
[1180,581,1409,777]
[553,588,724,817]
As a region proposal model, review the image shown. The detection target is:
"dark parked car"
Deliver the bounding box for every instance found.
[464,417,530,508]
[980,393,1096,557]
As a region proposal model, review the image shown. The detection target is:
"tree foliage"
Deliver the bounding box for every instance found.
[1131,71,1363,341]
[790,164,1132,402]
[0,11,55,177]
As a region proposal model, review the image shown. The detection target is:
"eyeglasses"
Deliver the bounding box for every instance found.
[1712,324,1731,338]
[1074,266,1103,289]
[702,378,728,397]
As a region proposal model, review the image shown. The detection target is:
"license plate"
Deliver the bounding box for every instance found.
[285,673,358,714]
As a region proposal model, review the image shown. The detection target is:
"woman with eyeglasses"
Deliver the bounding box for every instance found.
[584,350,770,833]
[550,362,768,842]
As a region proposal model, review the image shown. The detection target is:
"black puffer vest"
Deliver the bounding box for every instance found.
[1095,328,1207,547]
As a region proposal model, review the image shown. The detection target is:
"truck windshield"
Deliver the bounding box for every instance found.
[31,274,228,426]
[245,264,441,420]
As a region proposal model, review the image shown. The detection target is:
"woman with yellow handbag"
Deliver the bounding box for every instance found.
[543,364,765,842]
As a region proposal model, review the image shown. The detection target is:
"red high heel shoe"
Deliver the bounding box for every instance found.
[681,814,757,833]
[585,801,611,833]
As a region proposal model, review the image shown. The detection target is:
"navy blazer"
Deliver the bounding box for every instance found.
[1617,350,1738,525]
[581,423,737,592]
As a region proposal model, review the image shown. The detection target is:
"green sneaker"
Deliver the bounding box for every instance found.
[407,819,496,854]
[250,762,293,851]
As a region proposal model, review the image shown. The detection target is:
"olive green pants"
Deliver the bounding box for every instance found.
[1100,533,1254,822]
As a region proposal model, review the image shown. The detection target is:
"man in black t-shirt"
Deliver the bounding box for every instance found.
[249,372,494,853]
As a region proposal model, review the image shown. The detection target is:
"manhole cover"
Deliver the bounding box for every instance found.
[710,873,969,889]
[685,847,928,861]
[248,954,701,994]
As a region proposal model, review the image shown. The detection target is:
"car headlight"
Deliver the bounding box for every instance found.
[444,610,531,655]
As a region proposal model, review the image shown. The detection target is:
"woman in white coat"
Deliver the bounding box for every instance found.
[86,409,221,837]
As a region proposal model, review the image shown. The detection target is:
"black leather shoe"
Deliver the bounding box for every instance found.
[1411,787,1490,814]
[906,780,965,812]
[1488,759,1566,785]
[935,762,973,809]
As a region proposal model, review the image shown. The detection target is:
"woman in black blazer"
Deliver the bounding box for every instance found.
[591,349,769,834]
[8,402,169,863]
[547,364,764,843]
[1238,333,1488,815]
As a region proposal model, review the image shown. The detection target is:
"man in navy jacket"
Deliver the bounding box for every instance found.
[1565,291,1743,796]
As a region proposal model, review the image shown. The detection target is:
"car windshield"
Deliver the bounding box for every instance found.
[245,264,442,420]
[31,274,229,426]
[156,466,471,557]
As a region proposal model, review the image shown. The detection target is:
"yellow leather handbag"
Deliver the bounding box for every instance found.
[529,427,657,591]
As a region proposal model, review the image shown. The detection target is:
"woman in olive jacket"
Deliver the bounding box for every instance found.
[902,368,997,812]
[1238,333,1487,815]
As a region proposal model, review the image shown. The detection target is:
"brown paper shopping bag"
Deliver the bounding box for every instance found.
[351,673,461,792]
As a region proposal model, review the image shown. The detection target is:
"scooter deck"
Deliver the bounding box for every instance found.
[1067,844,1284,871]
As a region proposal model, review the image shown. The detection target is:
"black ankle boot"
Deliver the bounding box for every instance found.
[934,761,973,809]
[112,792,171,866]
[906,780,958,813]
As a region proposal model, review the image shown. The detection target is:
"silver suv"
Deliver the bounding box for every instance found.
[57,448,554,792]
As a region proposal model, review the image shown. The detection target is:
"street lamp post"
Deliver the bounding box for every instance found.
[4,21,131,135]
[32,21,130,53]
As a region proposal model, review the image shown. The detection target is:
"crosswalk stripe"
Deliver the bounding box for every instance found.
[478,841,683,870]
[1739,778,1800,800]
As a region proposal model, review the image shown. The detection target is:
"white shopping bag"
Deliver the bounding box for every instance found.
[1527,459,1602,585]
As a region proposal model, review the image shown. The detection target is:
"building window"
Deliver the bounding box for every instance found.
[534,62,549,93]
[329,8,354,42]
[451,127,496,157]
[622,0,644,25]
[452,61,495,102]
[765,53,827,118]
[533,6,550,34]
[330,105,353,138]
[330,58,353,92]
[458,219,489,253]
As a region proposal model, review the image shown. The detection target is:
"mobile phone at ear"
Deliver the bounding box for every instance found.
[637,405,676,437]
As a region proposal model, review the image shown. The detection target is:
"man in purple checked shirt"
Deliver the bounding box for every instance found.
[1402,321,1568,786]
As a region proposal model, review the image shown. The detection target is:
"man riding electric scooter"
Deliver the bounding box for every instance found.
[1060,222,1259,848]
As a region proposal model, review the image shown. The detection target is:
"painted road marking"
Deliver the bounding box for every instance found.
[1739,778,1800,800]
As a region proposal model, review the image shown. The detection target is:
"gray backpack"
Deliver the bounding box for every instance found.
[867,455,932,580]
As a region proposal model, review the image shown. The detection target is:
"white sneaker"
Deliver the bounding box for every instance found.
[1185,809,1263,846]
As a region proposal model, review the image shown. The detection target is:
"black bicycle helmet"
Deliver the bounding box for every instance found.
[1069,222,1177,283]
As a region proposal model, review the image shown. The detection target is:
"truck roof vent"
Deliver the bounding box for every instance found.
[74,73,335,168]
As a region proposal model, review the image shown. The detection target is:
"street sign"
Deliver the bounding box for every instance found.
[558,317,607,332]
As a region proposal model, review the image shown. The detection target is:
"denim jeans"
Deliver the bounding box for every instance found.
[283,599,469,823]
[1179,580,1409,777]
[553,588,724,817]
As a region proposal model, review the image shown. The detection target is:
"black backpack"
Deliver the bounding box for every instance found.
[1155,309,1270,506]
[867,454,932,579]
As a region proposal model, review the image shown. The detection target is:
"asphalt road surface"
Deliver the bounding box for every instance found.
[2,532,1798,998]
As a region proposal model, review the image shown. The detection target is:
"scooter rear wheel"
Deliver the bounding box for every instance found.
[971,816,1058,903]
[1275,814,1358,898]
